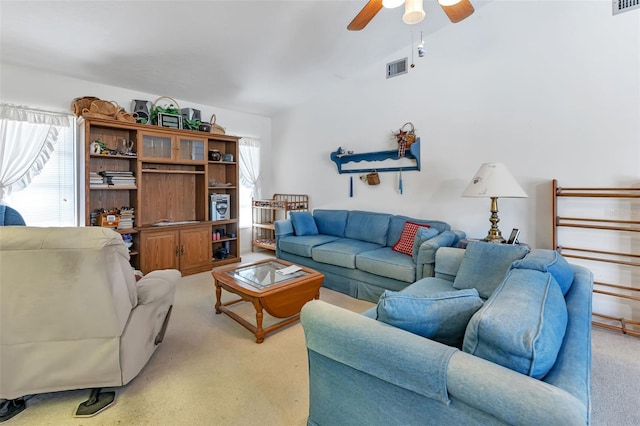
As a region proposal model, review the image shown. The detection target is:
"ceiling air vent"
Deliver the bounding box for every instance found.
[387,58,408,79]
[613,0,640,15]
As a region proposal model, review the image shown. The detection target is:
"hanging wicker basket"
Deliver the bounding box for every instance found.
[210,114,226,135]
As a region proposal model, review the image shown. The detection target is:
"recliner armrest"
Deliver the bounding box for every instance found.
[136,270,180,305]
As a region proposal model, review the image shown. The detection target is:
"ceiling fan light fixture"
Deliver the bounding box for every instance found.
[438,0,474,23]
[403,0,425,25]
[382,0,405,8]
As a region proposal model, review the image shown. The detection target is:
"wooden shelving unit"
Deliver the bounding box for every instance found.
[82,117,241,275]
[552,179,640,337]
[252,194,309,252]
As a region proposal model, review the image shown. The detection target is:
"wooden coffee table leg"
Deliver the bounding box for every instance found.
[253,299,265,344]
[215,281,222,314]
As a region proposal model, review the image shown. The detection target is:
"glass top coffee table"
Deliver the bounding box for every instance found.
[212,259,324,343]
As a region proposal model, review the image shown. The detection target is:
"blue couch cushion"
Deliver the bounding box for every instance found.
[463,268,568,379]
[278,234,340,258]
[312,238,383,269]
[511,249,574,295]
[412,227,441,262]
[386,216,450,247]
[345,211,391,246]
[313,209,349,237]
[290,211,319,236]
[453,241,529,299]
[376,288,484,348]
[356,247,416,283]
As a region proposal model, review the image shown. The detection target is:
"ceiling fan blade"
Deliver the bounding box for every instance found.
[347,0,384,31]
[439,0,475,23]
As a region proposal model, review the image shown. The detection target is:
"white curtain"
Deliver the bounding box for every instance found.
[239,137,261,199]
[0,104,73,202]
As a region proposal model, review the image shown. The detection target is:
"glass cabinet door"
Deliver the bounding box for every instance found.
[142,134,172,159]
[178,138,205,162]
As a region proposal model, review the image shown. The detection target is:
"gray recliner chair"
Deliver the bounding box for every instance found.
[0,226,180,422]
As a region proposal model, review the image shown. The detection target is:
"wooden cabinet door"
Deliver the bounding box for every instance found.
[179,226,212,272]
[140,229,179,273]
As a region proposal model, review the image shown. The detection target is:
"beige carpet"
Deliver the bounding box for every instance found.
[8,252,640,425]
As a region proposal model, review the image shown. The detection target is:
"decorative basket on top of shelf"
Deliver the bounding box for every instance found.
[210,114,226,135]
[151,96,183,128]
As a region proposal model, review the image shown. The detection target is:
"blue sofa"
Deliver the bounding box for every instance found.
[274,209,465,302]
[301,243,593,425]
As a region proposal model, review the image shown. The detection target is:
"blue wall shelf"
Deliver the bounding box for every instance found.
[330,138,421,174]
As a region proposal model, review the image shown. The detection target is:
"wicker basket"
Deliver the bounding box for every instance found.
[71,96,100,116]
[395,122,416,147]
[116,109,136,123]
[89,100,120,117]
[81,108,113,121]
[210,114,226,135]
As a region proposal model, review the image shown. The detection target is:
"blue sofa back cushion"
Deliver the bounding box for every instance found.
[511,249,574,295]
[345,211,391,246]
[290,211,319,236]
[463,268,568,379]
[376,288,484,348]
[387,216,450,247]
[313,209,349,237]
[453,241,529,299]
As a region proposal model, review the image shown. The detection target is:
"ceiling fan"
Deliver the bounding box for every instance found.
[347,0,475,31]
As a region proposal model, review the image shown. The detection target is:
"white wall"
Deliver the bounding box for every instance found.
[0,63,272,253]
[272,1,640,248]
[270,1,640,320]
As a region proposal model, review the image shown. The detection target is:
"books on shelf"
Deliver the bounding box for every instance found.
[97,171,136,187]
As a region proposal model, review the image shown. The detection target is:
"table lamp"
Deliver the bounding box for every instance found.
[462,163,527,243]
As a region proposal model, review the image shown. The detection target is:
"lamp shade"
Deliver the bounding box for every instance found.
[383,0,405,8]
[403,0,426,24]
[438,0,474,23]
[462,163,527,198]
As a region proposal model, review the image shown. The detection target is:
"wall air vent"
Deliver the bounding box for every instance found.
[613,0,640,15]
[387,58,408,79]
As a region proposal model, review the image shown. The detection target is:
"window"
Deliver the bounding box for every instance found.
[6,120,77,226]
[238,138,261,228]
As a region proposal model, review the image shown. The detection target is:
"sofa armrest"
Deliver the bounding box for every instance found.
[274,219,294,257]
[447,352,587,425]
[416,230,464,280]
[301,300,457,404]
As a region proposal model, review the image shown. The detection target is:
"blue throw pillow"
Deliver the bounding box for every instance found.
[376,288,484,348]
[453,241,529,299]
[511,249,574,295]
[463,268,568,379]
[290,211,319,236]
[412,227,440,262]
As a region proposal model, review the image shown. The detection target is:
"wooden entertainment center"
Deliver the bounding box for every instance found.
[81,117,240,275]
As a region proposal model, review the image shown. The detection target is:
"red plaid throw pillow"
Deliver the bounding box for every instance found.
[392,221,431,256]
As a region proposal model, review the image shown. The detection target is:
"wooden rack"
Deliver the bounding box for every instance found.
[252,194,309,252]
[552,179,640,337]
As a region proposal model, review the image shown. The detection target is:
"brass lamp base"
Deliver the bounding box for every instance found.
[483,197,506,244]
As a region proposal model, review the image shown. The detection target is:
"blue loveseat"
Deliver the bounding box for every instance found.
[301,243,593,425]
[274,209,465,302]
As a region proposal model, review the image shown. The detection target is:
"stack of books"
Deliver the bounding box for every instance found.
[99,171,136,187]
[118,207,135,230]
[89,172,108,188]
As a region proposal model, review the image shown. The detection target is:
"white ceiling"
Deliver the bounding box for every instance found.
[1,0,481,116]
